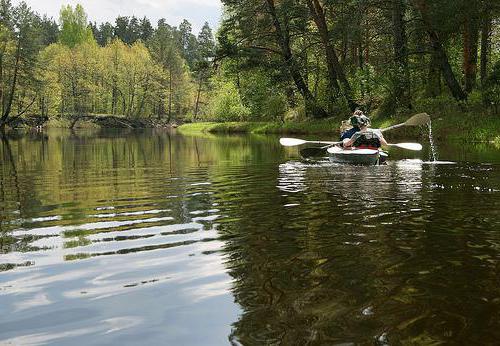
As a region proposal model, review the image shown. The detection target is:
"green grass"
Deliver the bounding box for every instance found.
[420,112,500,143]
[178,122,258,134]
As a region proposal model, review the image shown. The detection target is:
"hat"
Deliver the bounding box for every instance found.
[358,115,371,127]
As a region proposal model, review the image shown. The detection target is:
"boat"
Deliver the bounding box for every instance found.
[327,146,388,165]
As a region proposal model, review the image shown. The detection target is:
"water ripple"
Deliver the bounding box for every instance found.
[1,131,500,345]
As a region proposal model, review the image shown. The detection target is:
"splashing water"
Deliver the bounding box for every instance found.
[427,119,438,161]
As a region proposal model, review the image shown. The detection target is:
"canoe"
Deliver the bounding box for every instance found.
[327,146,387,165]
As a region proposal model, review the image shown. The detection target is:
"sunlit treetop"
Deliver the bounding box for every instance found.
[59,4,94,48]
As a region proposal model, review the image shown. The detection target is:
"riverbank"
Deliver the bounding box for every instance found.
[9,115,175,130]
[8,110,499,145]
[178,113,500,144]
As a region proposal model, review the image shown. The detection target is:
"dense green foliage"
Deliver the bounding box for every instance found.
[0,1,215,128]
[59,4,94,47]
[216,0,500,121]
[0,0,499,129]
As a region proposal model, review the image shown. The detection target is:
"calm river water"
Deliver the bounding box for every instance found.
[1,129,500,345]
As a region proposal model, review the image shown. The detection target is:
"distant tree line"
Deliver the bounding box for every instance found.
[1,0,499,129]
[0,1,215,128]
[215,0,500,120]
[88,16,208,71]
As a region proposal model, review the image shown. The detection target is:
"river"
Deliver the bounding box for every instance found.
[1,129,500,345]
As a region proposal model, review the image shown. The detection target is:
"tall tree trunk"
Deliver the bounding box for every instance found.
[358,42,365,99]
[305,0,357,112]
[392,0,412,108]
[357,7,364,71]
[137,75,149,117]
[111,49,119,115]
[111,82,117,115]
[71,78,78,115]
[41,95,46,117]
[0,54,3,115]
[412,0,467,101]
[0,39,21,128]
[194,71,203,118]
[0,39,9,115]
[167,69,172,123]
[119,89,126,115]
[313,55,320,98]
[340,2,347,65]
[157,98,164,120]
[463,14,480,93]
[235,56,241,92]
[265,0,329,118]
[358,42,364,70]
[128,76,136,117]
[425,50,441,97]
[129,91,135,117]
[480,12,491,86]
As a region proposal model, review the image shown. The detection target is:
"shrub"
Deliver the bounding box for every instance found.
[284,104,307,122]
[206,81,250,121]
[264,94,288,120]
[483,61,500,113]
[413,95,461,116]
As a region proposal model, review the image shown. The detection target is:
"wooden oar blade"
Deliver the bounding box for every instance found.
[393,142,423,151]
[280,138,307,147]
[404,113,430,126]
[300,147,327,158]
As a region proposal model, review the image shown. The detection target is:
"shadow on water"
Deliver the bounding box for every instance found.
[0,129,499,344]
[224,158,500,344]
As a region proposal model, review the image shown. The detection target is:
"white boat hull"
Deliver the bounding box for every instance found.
[327,147,385,165]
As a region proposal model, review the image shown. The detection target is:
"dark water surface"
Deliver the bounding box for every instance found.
[1,129,500,345]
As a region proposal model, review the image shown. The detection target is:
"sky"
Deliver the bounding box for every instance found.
[14,0,223,34]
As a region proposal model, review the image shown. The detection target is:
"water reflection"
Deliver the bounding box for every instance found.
[228,156,500,344]
[1,129,500,344]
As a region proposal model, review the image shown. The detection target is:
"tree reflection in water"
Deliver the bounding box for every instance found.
[223,157,499,345]
[0,130,499,344]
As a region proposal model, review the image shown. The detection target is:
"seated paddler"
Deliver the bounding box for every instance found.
[342,115,388,149]
[340,109,363,141]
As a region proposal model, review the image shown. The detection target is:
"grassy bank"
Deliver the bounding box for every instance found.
[178,112,500,144]
[177,120,420,140]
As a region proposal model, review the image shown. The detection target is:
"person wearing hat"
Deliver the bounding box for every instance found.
[340,110,364,141]
[342,114,388,149]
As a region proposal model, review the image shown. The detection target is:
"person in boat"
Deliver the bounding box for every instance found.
[342,115,388,149]
[340,110,363,141]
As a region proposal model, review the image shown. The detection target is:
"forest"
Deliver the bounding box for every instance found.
[0,0,499,129]
[215,0,500,121]
[0,1,215,128]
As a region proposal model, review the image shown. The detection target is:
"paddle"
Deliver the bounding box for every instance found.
[380,112,430,132]
[283,112,430,157]
[279,138,340,147]
[280,113,430,148]
[387,142,422,151]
